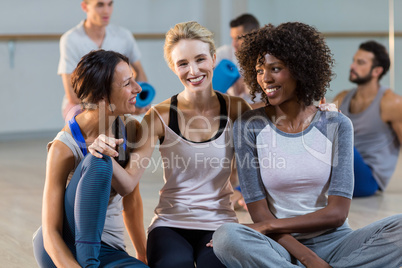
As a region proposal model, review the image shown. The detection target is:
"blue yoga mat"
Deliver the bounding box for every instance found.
[212,59,240,93]
[136,82,156,108]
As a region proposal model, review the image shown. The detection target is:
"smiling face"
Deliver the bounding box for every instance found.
[171,39,216,92]
[109,61,142,115]
[82,0,113,27]
[256,53,298,107]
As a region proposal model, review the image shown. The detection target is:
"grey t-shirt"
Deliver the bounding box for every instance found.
[234,109,354,239]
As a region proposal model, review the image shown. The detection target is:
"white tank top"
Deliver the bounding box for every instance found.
[148,99,238,233]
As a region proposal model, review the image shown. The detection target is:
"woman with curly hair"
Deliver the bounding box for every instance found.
[212,22,402,267]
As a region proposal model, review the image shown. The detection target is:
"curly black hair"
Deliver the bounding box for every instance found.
[236,22,334,106]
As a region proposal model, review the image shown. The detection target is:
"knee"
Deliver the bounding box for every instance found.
[81,154,113,181]
[388,214,402,254]
[387,214,402,232]
[213,223,245,257]
[379,214,402,251]
[83,153,112,168]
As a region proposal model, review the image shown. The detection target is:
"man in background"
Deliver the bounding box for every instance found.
[59,0,148,122]
[334,40,402,197]
[216,13,264,109]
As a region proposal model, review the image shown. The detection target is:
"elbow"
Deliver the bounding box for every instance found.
[119,181,139,197]
[333,217,347,228]
[325,196,350,228]
[119,186,135,197]
[329,211,348,228]
[118,173,141,197]
[115,178,139,197]
[120,191,131,198]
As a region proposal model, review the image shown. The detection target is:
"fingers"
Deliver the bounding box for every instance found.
[206,239,213,247]
[114,138,125,145]
[318,103,338,112]
[88,145,104,158]
[88,141,111,158]
[98,134,124,147]
[88,134,123,158]
[319,97,339,112]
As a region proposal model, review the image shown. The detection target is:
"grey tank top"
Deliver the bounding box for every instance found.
[339,86,400,190]
[49,132,126,251]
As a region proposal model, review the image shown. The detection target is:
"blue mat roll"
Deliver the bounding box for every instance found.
[212,59,240,93]
[136,82,156,108]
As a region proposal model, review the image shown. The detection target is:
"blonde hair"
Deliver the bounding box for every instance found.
[164,21,216,70]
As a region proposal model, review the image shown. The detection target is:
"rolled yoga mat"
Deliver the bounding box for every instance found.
[136,82,156,108]
[212,59,240,93]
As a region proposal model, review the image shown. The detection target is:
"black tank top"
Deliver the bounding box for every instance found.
[160,92,228,144]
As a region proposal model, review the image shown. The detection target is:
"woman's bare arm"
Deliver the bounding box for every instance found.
[42,141,80,267]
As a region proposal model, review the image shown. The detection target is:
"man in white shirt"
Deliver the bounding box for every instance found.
[59,0,148,122]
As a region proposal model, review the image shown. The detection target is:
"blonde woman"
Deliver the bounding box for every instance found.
[90,21,251,267]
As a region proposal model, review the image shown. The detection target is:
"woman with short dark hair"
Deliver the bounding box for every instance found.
[33,49,148,267]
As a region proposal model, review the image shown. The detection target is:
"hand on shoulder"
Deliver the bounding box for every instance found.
[318,97,338,112]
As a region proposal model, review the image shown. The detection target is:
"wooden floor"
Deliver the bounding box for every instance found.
[1,138,401,267]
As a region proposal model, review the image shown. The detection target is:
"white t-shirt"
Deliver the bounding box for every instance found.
[216,45,238,67]
[58,20,142,112]
[58,20,141,74]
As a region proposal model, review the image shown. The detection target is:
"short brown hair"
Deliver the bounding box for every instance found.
[71,50,129,106]
[230,13,260,33]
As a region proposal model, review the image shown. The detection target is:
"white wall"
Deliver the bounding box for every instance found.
[248,0,402,100]
[0,0,210,138]
[1,0,401,139]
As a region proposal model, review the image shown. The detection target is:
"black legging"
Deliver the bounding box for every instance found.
[147,227,226,268]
